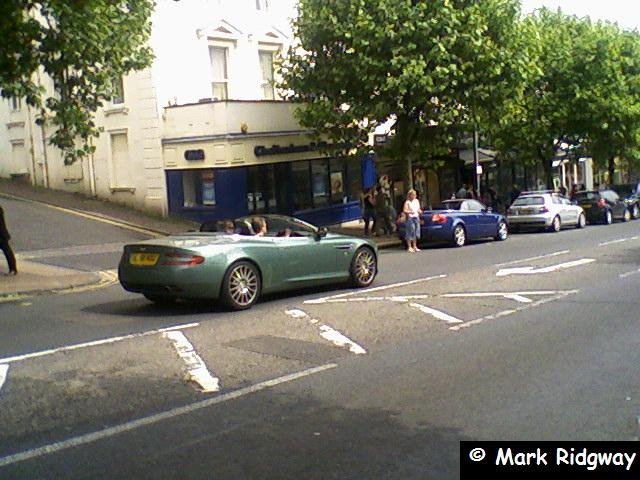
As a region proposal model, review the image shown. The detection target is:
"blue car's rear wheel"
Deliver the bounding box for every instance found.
[495,221,508,241]
[221,261,261,310]
[452,225,466,247]
[350,247,377,287]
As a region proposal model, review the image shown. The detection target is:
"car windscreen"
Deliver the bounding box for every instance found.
[512,196,544,206]
[573,192,598,202]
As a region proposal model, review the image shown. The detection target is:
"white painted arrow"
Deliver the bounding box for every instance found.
[0,364,8,394]
[496,258,595,277]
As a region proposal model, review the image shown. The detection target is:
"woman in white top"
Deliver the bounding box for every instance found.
[403,189,423,253]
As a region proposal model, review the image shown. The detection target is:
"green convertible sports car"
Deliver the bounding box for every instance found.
[118,214,378,310]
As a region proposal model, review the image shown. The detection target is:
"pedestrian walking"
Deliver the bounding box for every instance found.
[0,205,17,275]
[374,186,393,235]
[403,189,422,253]
[361,187,377,236]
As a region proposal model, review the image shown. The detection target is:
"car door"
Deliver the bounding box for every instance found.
[467,199,494,238]
[604,190,625,218]
[557,196,576,225]
[273,228,338,286]
[458,200,480,238]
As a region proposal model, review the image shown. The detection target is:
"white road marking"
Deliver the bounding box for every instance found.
[449,290,579,331]
[304,274,447,304]
[408,303,462,324]
[496,258,595,277]
[620,268,640,279]
[0,363,337,468]
[494,250,570,267]
[599,238,630,246]
[163,331,220,393]
[285,309,366,354]
[0,322,200,365]
[442,291,560,304]
[0,364,8,393]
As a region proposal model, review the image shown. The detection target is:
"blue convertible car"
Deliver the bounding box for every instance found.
[397,199,509,247]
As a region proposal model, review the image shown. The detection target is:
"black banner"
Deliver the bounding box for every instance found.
[461,442,640,479]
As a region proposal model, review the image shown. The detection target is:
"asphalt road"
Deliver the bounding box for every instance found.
[1,197,640,479]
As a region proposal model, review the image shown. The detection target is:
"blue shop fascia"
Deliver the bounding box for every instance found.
[162,127,377,227]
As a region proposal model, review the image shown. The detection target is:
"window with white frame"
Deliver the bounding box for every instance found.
[10,96,22,111]
[111,77,125,105]
[209,46,229,100]
[259,50,275,100]
[110,132,130,187]
[255,0,270,11]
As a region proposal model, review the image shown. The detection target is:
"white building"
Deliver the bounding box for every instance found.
[0,0,367,225]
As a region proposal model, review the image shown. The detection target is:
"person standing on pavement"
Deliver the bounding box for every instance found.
[0,204,17,275]
[361,187,377,236]
[403,189,422,253]
[374,186,393,235]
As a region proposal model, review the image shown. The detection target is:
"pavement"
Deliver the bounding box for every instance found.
[0,178,401,299]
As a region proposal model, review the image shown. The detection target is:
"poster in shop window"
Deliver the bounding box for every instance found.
[331,171,344,194]
[201,171,216,206]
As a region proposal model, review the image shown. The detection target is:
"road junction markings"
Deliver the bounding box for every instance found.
[285,309,367,355]
[0,364,8,395]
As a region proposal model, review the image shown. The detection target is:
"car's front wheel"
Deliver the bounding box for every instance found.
[632,204,639,219]
[350,247,377,287]
[220,261,261,310]
[452,224,466,247]
[576,213,586,229]
[623,208,631,222]
[495,221,508,241]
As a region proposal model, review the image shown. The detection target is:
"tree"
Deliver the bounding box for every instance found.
[489,9,640,188]
[279,0,531,189]
[0,0,154,165]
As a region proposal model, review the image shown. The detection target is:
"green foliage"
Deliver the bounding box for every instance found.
[489,8,640,183]
[0,0,154,164]
[279,0,530,183]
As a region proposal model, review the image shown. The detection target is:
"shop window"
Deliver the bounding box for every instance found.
[329,158,346,203]
[247,164,276,214]
[346,158,362,202]
[182,169,216,208]
[291,160,312,211]
[311,159,329,208]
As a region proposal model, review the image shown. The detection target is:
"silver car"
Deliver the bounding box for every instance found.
[507,192,586,232]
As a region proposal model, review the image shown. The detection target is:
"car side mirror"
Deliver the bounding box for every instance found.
[316,227,328,239]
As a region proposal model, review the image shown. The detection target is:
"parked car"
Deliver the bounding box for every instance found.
[507,192,586,232]
[118,214,378,310]
[573,189,631,224]
[396,198,508,247]
[609,184,640,219]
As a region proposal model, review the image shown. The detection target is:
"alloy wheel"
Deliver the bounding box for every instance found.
[223,262,260,309]
[351,248,377,287]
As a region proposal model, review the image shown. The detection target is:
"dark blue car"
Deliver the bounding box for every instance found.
[397,199,508,247]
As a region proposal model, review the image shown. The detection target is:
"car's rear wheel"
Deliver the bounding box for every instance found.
[143,293,176,304]
[623,209,631,222]
[495,221,508,241]
[350,247,377,287]
[604,209,613,225]
[550,216,561,232]
[220,261,261,310]
[452,225,466,247]
[576,213,586,229]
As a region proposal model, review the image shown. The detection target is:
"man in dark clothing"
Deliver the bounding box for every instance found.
[0,205,17,275]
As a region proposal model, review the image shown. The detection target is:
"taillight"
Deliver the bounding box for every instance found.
[597,198,606,208]
[431,213,448,224]
[162,252,205,266]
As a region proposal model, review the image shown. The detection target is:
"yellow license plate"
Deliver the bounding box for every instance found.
[129,253,160,266]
